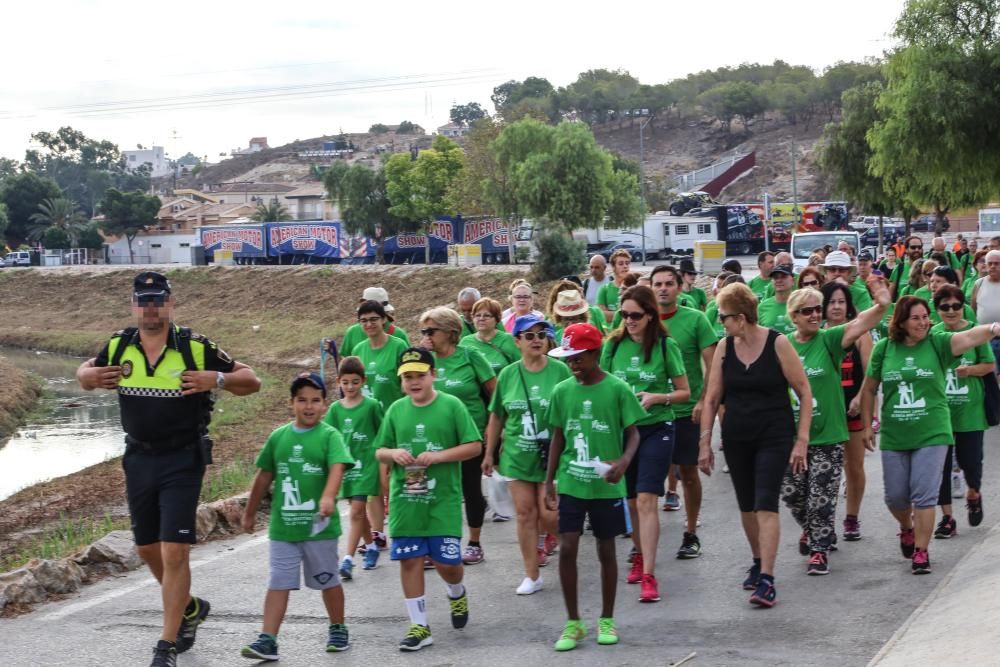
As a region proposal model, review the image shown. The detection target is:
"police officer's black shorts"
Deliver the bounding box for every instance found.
[122,446,205,546]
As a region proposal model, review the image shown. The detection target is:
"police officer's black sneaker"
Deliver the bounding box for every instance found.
[150,640,177,667]
[176,597,210,653]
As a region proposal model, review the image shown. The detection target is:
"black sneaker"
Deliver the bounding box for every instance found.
[399,624,433,651]
[326,623,349,652]
[676,532,702,559]
[911,548,932,575]
[241,633,278,661]
[742,561,761,590]
[968,496,984,527]
[150,640,177,667]
[798,530,809,556]
[626,545,638,563]
[807,551,829,575]
[934,515,957,539]
[749,576,777,608]
[448,590,469,629]
[899,528,916,559]
[176,597,210,653]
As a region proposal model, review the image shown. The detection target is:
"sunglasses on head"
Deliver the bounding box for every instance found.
[419,327,440,337]
[517,331,547,341]
[795,305,824,316]
[620,310,647,321]
[937,302,963,312]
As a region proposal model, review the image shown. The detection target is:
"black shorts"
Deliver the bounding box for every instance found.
[672,416,700,466]
[558,494,627,539]
[625,421,675,498]
[122,445,205,546]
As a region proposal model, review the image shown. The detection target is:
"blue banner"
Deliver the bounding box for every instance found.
[266,222,343,257]
[199,225,267,258]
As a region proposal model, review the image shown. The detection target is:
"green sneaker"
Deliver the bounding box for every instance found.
[554,619,587,652]
[597,617,619,645]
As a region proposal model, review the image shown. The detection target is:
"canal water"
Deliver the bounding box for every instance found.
[0,348,123,501]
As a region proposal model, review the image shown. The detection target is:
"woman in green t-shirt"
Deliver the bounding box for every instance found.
[781,283,889,574]
[545,279,607,337]
[859,296,1000,574]
[352,301,409,411]
[930,285,994,538]
[459,297,521,374]
[600,285,690,602]
[418,306,497,565]
[483,315,571,595]
[898,259,927,299]
[927,266,977,325]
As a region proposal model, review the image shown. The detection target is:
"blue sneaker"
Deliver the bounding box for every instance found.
[241,633,278,661]
[362,548,380,570]
[339,557,354,581]
[326,623,349,652]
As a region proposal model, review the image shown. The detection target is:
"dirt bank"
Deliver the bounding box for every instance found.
[0,264,533,560]
[0,356,43,442]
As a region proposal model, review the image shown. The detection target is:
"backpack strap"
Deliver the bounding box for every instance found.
[175,326,200,372]
[109,327,139,367]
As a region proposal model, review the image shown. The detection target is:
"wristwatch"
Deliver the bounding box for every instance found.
[216,371,226,389]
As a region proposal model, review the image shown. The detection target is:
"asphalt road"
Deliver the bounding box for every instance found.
[4,429,999,667]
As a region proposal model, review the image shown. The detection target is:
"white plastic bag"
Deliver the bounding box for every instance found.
[487,473,515,519]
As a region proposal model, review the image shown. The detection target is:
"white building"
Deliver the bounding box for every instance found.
[123,146,172,178]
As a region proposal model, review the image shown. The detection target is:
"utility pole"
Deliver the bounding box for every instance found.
[790,139,800,231]
[639,114,652,265]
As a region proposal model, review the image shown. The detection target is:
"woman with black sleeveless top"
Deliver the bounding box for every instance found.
[698,283,813,608]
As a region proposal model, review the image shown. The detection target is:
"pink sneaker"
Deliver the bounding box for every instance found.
[626,553,644,584]
[639,573,660,602]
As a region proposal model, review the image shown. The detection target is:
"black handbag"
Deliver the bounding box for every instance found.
[983,372,1000,427]
[518,365,552,470]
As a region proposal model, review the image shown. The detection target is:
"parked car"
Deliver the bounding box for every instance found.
[0,256,5,268]
[592,241,645,263]
[860,223,906,248]
[4,251,31,267]
[911,214,950,232]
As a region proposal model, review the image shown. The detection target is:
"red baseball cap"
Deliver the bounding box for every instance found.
[548,323,603,358]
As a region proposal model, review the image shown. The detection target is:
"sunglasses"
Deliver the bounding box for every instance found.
[517,331,547,341]
[135,295,167,307]
[909,245,923,250]
[937,302,964,312]
[359,316,382,324]
[795,305,824,316]
[620,310,647,321]
[800,280,820,287]
[718,312,739,323]
[922,271,934,277]
[419,328,441,337]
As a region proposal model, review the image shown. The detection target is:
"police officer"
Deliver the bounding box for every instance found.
[76,271,261,667]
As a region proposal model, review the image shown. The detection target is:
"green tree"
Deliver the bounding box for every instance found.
[98,189,160,263]
[531,229,585,281]
[0,172,62,246]
[449,102,487,126]
[324,160,413,263]
[250,201,292,222]
[27,197,89,246]
[0,158,19,181]
[396,121,422,134]
[42,226,70,249]
[0,203,8,243]
[76,222,105,250]
[368,123,389,134]
[385,135,464,263]
[605,168,646,228]
[697,81,767,133]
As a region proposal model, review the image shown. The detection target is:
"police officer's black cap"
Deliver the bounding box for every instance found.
[134,271,171,297]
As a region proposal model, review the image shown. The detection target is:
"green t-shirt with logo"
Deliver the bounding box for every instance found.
[342,322,409,360]
[872,302,895,344]
[661,307,718,416]
[375,392,482,537]
[323,397,384,498]
[599,334,685,425]
[680,286,708,311]
[850,278,873,311]
[489,359,572,482]
[758,297,797,335]
[748,275,771,302]
[432,347,496,432]
[788,325,848,446]
[931,321,993,432]
[352,335,408,410]
[596,282,622,313]
[459,331,522,375]
[867,332,957,450]
[545,374,646,499]
[255,422,354,542]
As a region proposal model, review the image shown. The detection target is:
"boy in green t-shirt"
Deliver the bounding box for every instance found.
[545,324,644,652]
[240,372,355,660]
[323,356,385,580]
[375,347,483,652]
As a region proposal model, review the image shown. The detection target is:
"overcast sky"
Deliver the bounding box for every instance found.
[1,0,904,164]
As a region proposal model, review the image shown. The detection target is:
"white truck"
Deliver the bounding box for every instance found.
[581,213,720,258]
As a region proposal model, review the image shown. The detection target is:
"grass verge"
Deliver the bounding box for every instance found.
[0,512,131,572]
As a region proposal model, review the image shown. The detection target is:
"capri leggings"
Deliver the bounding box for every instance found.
[462,451,488,529]
[723,436,794,513]
[938,431,985,505]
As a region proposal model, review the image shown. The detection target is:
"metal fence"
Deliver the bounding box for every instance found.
[675,152,750,192]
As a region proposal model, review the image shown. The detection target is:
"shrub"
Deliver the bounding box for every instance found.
[531,229,585,281]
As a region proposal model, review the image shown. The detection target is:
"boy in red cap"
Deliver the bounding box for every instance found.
[544,324,644,651]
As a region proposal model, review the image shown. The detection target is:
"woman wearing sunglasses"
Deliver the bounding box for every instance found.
[797,267,824,291]
[600,286,689,603]
[782,284,890,575]
[859,297,1000,574]
[927,267,976,325]
[483,315,571,595]
[929,285,993,539]
[418,307,497,565]
[820,282,873,543]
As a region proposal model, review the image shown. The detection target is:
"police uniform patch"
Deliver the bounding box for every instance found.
[121,360,133,378]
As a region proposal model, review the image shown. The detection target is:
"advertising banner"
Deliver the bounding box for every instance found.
[199,225,267,258]
[266,222,342,258]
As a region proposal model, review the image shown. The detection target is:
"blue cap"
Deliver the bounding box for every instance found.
[512,314,556,339]
[290,371,327,397]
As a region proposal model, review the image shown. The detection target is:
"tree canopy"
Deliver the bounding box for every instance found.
[0,172,62,246]
[98,189,160,262]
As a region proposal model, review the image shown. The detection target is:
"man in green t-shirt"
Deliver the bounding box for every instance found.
[545,324,644,652]
[757,263,797,335]
[240,372,355,659]
[821,250,873,311]
[890,235,926,299]
[748,251,774,302]
[650,265,718,557]
[375,347,482,652]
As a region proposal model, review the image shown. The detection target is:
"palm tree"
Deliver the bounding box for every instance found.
[250,201,292,222]
[28,198,89,246]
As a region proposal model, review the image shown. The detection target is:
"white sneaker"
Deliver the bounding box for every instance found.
[696,513,703,527]
[952,469,965,498]
[516,576,543,595]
